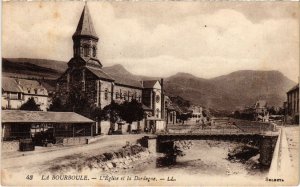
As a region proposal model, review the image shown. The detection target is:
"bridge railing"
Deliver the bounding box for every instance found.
[165,124,278,136]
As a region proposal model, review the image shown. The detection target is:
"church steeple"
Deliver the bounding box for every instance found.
[72,4,98,40]
[70,3,102,69]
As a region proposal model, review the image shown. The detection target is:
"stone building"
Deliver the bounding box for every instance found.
[164,96,177,125]
[2,77,48,111]
[286,84,299,124]
[57,4,164,134]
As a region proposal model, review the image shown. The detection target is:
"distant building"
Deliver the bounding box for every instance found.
[254,100,269,122]
[2,77,48,111]
[164,96,177,125]
[187,105,205,124]
[286,84,299,124]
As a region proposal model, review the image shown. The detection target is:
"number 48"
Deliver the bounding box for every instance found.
[26,175,33,180]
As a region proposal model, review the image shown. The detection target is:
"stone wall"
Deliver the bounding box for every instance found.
[99,80,113,109]
[62,137,87,145]
[2,141,19,152]
[259,136,278,166]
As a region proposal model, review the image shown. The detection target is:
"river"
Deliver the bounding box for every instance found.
[117,140,269,185]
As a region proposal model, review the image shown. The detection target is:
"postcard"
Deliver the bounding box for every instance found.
[1,1,299,186]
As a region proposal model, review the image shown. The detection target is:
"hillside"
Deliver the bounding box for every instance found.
[2,58,67,79]
[2,58,296,111]
[164,70,295,110]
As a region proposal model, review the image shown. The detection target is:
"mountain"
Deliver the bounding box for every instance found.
[2,58,296,111]
[164,70,295,110]
[2,58,67,79]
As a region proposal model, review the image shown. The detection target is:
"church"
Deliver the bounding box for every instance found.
[56,4,166,135]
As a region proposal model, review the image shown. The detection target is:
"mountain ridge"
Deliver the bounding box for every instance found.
[2,57,296,110]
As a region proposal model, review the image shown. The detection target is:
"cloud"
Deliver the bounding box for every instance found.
[2,1,299,82]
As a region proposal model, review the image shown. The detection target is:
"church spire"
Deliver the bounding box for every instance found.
[70,3,102,69]
[72,4,98,40]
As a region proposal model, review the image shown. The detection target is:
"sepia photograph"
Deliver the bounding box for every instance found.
[1,1,299,186]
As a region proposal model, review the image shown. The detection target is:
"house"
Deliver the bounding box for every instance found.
[254,100,269,122]
[286,84,299,124]
[2,77,48,111]
[187,105,205,124]
[164,96,177,125]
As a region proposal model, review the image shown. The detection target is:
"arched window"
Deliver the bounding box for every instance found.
[83,46,89,57]
[156,108,160,118]
[92,46,96,57]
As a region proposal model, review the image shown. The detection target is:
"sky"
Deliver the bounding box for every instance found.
[2,1,299,81]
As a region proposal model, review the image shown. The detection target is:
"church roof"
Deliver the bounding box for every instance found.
[108,74,143,88]
[86,67,114,81]
[142,80,159,88]
[287,84,299,93]
[73,4,98,40]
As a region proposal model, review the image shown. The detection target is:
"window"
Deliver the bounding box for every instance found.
[104,89,108,100]
[156,108,160,118]
[124,93,128,100]
[34,89,38,95]
[116,92,119,99]
[83,46,89,57]
[93,46,96,57]
[18,93,22,100]
[120,93,123,99]
[82,81,85,91]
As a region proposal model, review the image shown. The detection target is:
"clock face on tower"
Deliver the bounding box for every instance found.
[155,95,160,103]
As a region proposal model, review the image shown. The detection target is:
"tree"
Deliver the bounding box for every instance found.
[64,91,91,118]
[177,112,192,125]
[20,97,41,111]
[120,99,144,132]
[48,97,64,112]
[101,101,123,124]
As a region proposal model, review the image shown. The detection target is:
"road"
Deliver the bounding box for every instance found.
[2,134,145,174]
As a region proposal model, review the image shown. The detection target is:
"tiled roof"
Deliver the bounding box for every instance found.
[109,74,143,88]
[142,80,159,88]
[86,67,114,81]
[17,79,48,96]
[73,5,98,40]
[2,110,94,123]
[2,77,48,96]
[287,84,299,93]
[2,77,22,93]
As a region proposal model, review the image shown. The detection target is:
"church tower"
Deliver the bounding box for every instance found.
[68,4,102,69]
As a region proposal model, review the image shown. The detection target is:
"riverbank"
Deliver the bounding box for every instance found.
[46,143,154,174]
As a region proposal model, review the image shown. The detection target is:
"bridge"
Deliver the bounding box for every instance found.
[141,119,279,166]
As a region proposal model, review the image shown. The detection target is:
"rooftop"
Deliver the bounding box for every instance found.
[2,110,94,123]
[287,84,299,93]
[142,80,160,88]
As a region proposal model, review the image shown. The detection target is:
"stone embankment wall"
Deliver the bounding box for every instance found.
[48,144,152,173]
[2,141,19,152]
